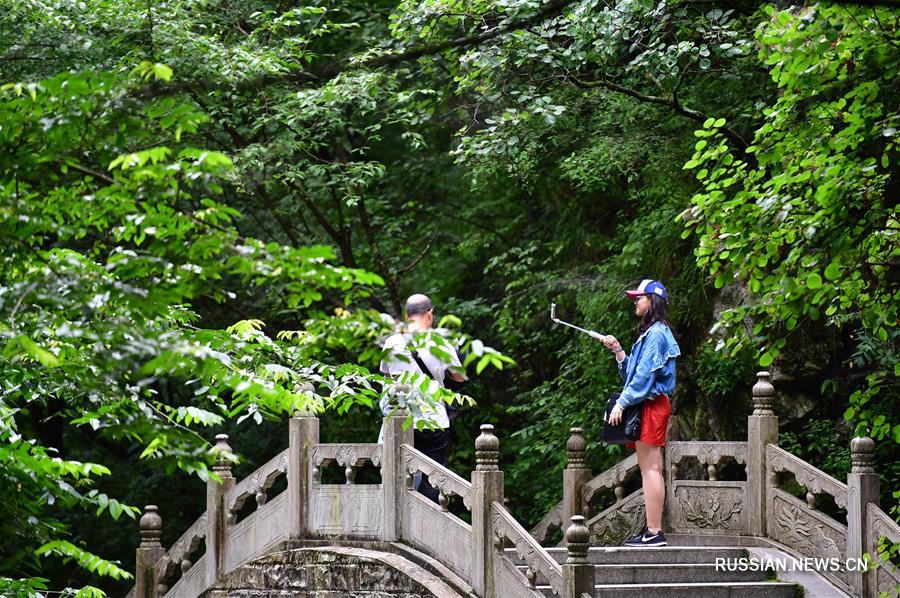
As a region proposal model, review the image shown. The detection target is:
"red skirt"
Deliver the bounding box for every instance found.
[626,393,671,449]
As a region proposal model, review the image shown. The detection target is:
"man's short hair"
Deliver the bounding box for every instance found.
[405,294,433,317]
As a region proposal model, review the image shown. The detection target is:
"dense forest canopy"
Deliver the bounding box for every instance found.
[1,0,897,595]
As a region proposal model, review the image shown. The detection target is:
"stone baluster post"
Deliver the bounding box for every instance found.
[135,505,166,598]
[472,424,504,598]
[289,384,320,539]
[847,436,879,598]
[382,389,412,542]
[563,516,595,598]
[563,428,592,526]
[206,434,235,587]
[747,371,778,537]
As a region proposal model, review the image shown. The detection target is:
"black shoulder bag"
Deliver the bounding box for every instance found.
[600,392,643,444]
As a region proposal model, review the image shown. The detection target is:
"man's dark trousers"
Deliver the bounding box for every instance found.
[413,428,449,503]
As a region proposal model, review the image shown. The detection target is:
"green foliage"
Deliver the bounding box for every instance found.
[3,0,898,592]
[780,419,852,482]
[0,59,504,592]
[681,3,898,497]
[681,5,898,369]
[694,341,757,403]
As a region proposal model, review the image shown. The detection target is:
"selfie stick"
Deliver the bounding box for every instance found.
[550,303,604,339]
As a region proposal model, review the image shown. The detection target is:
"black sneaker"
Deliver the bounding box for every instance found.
[622,529,648,546]
[623,530,667,547]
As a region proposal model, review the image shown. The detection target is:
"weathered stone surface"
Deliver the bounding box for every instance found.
[203,545,468,597]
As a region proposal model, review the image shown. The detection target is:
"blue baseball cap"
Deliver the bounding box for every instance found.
[625,279,668,302]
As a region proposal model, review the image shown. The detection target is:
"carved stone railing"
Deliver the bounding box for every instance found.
[308,442,384,538]
[310,442,382,484]
[402,443,472,511]
[581,452,639,516]
[587,489,644,546]
[530,371,896,598]
[155,513,207,597]
[867,503,900,596]
[492,501,564,596]
[130,414,591,598]
[666,440,747,481]
[666,441,749,536]
[530,503,563,545]
[225,448,288,522]
[767,444,848,510]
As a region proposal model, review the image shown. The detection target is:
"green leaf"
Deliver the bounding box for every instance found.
[152,63,174,82]
[16,336,61,368]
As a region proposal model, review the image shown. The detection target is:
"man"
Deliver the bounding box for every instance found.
[380,294,466,502]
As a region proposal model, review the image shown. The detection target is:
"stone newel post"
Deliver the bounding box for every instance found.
[381,391,412,542]
[206,434,235,587]
[472,424,504,598]
[563,516,595,598]
[847,436,879,598]
[747,371,778,536]
[289,386,320,539]
[563,428,592,524]
[135,505,166,598]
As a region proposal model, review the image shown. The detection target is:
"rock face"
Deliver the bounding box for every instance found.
[203,545,469,598]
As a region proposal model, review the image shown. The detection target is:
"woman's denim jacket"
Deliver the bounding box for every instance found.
[616,322,681,409]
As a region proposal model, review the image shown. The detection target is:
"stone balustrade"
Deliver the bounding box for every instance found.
[537,370,899,598]
[130,370,899,598]
[130,412,590,598]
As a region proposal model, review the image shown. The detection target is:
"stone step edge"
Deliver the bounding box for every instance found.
[512,546,749,552]
[519,563,749,570]
[535,581,799,589]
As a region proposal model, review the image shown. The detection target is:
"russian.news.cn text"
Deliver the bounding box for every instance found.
[715,557,868,573]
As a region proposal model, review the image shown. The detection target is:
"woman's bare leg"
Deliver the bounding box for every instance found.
[636,441,665,532]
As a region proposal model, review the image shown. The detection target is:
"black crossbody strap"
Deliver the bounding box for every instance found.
[411,349,435,381]
[403,334,435,381]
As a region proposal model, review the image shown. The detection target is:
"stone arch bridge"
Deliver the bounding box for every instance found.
[127,372,900,598]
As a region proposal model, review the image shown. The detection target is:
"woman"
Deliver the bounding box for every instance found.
[601,279,680,547]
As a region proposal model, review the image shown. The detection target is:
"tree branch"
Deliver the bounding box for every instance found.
[138,0,579,99]
[355,195,401,313]
[567,72,749,152]
[397,236,435,278]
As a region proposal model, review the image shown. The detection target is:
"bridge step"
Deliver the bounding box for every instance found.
[505,546,748,565]
[518,563,767,584]
[536,581,799,597]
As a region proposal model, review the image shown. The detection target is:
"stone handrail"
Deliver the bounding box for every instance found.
[130,371,895,598]
[491,501,564,596]
[525,372,897,598]
[580,452,638,507]
[401,443,472,510]
[868,502,900,548]
[867,503,900,596]
[225,448,288,518]
[310,442,382,483]
[155,512,207,588]
[132,417,592,598]
[530,503,563,545]
[585,488,645,545]
[667,440,747,474]
[767,444,849,509]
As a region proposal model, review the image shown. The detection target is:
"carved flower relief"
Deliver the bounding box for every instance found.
[775,505,843,563]
[675,488,743,529]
